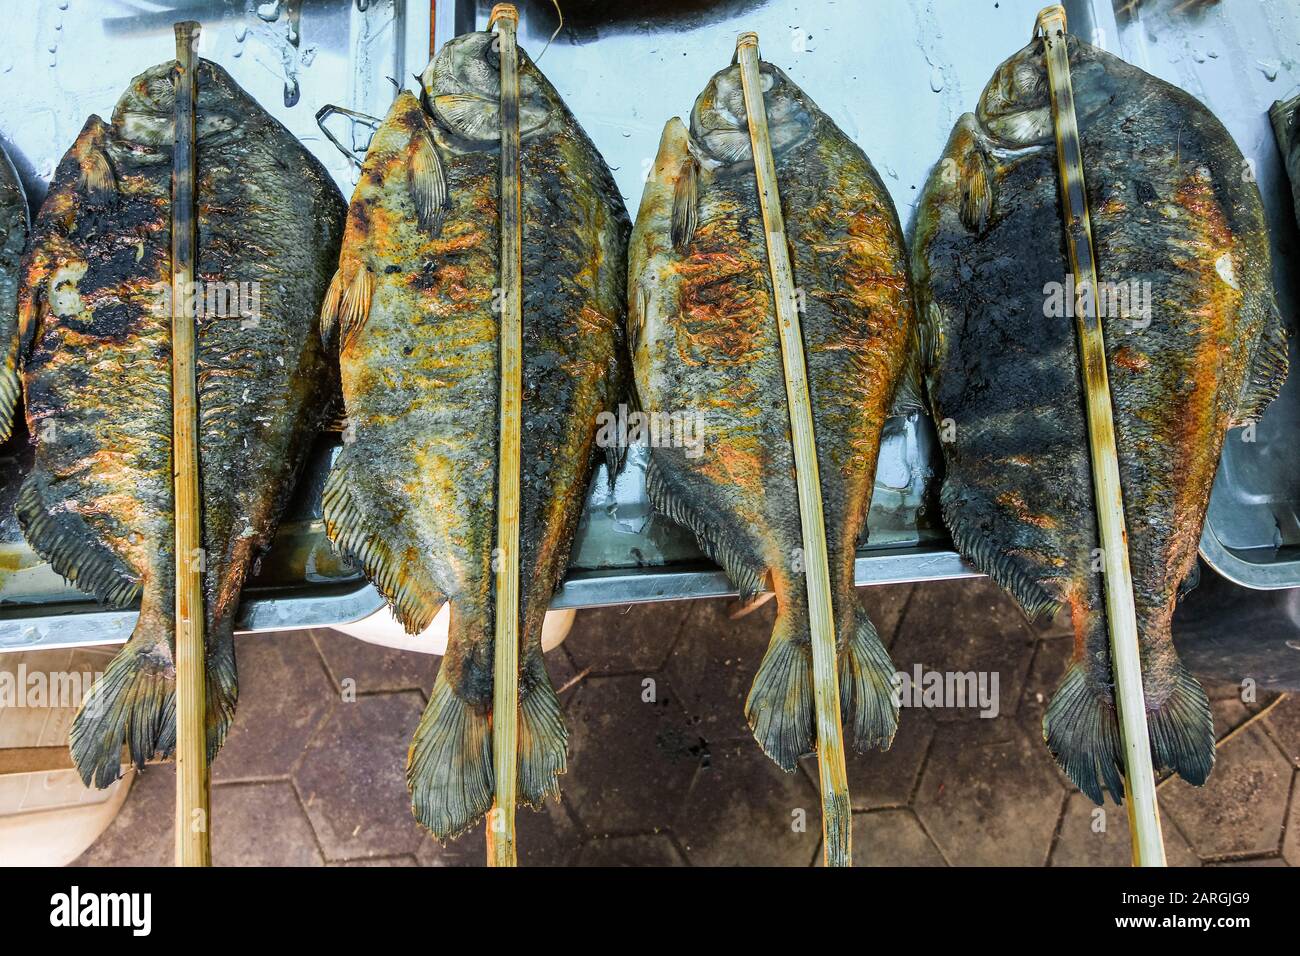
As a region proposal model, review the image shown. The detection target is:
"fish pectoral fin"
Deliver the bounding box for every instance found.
[409,128,449,236]
[16,469,142,609]
[645,454,767,600]
[321,448,444,633]
[320,263,374,355]
[78,146,117,206]
[1232,304,1290,427]
[671,153,699,253]
[958,137,994,234]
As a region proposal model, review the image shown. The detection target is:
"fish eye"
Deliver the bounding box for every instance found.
[484,38,501,70]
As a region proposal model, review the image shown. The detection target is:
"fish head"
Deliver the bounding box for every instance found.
[689,61,813,165]
[977,37,1112,147]
[111,60,243,148]
[420,31,554,145]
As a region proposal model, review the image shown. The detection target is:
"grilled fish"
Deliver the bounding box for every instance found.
[0,143,28,442]
[17,60,345,787]
[913,36,1289,802]
[322,31,628,840]
[628,61,914,774]
[1271,92,1300,229]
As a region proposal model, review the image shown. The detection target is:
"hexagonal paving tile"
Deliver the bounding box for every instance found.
[576,833,687,866]
[211,782,324,866]
[1263,694,1300,767]
[73,766,173,867]
[665,598,772,745]
[849,809,946,866]
[212,631,335,783]
[1018,636,1072,734]
[914,720,1067,866]
[1161,725,1292,860]
[564,602,690,674]
[860,582,916,650]
[330,856,419,866]
[1210,698,1251,741]
[800,712,935,810]
[676,740,820,866]
[563,674,701,834]
[1282,785,1299,867]
[1049,792,1199,867]
[310,628,439,696]
[891,577,1037,723]
[417,824,486,867]
[293,690,427,861]
[414,796,582,867]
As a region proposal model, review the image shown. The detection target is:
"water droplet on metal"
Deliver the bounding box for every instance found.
[256,0,280,22]
[929,67,944,92]
[283,77,300,108]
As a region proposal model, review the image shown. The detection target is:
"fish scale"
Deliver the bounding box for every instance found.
[913,35,1289,803]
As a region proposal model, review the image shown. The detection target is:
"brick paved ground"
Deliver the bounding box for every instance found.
[66,577,1296,866]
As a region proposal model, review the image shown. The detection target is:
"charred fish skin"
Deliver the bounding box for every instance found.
[913,36,1289,803]
[0,143,28,443]
[17,60,344,788]
[322,31,627,841]
[629,62,913,772]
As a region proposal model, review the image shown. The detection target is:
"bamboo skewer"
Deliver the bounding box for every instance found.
[1034,4,1166,867]
[170,19,210,868]
[487,2,522,869]
[735,32,853,868]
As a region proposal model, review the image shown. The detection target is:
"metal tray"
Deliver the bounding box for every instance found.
[0,0,1292,653]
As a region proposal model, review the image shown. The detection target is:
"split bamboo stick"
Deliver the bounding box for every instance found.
[1034,4,1166,867]
[487,1,522,869]
[170,19,210,868]
[735,32,853,868]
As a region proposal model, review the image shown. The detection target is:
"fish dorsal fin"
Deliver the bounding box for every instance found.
[409,127,448,236]
[958,137,993,234]
[79,146,117,206]
[671,154,699,253]
[1232,303,1291,427]
[320,264,374,354]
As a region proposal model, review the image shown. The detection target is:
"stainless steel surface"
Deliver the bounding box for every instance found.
[0,0,1293,653]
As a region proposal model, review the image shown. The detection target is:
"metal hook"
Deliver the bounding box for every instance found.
[315,104,382,167]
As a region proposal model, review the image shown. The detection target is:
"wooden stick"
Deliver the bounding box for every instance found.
[487,1,522,869]
[1034,4,1166,867]
[170,19,210,869]
[735,32,853,868]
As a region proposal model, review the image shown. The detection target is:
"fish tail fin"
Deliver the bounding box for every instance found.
[70,601,176,789]
[408,608,493,840]
[518,644,568,809]
[745,603,814,772]
[838,607,900,753]
[204,616,239,764]
[1147,661,1214,788]
[1043,663,1125,804]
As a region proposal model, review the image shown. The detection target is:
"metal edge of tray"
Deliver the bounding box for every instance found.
[1198,523,1300,593]
[0,545,979,652]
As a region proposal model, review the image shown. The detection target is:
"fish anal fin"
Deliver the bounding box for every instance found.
[322,448,443,634]
[1232,304,1290,426]
[645,454,767,600]
[940,480,1061,621]
[16,469,141,608]
[409,127,448,236]
[319,267,346,354]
